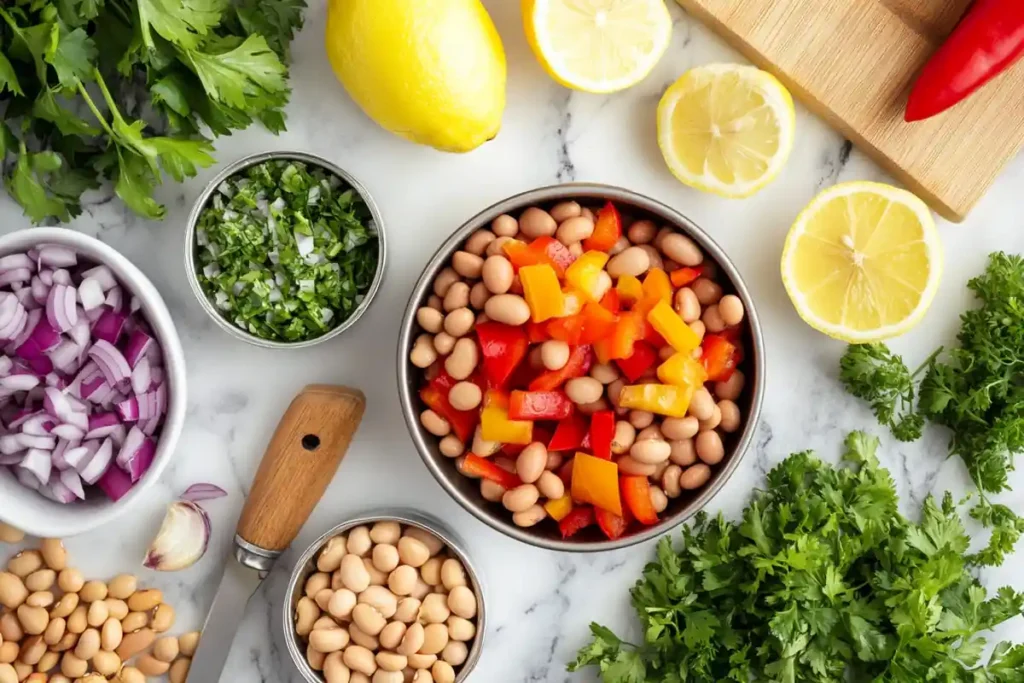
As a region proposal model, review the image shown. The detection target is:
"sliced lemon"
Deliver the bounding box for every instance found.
[781,181,943,343]
[657,64,795,198]
[522,0,672,94]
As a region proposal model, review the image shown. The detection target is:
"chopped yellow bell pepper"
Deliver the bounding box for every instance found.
[520,264,565,323]
[642,268,673,305]
[618,383,693,418]
[571,453,622,516]
[544,494,574,522]
[565,251,610,301]
[480,391,533,444]
[647,300,701,353]
[657,352,708,388]
[616,274,643,305]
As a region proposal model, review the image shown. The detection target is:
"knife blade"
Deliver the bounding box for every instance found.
[186,385,366,683]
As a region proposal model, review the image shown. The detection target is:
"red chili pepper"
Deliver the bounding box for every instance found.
[670,266,702,288]
[595,507,628,540]
[620,476,659,525]
[476,322,528,389]
[701,334,738,382]
[614,341,658,382]
[906,0,1024,122]
[529,345,593,391]
[508,391,573,420]
[588,410,616,460]
[548,413,589,452]
[420,373,479,442]
[558,505,595,539]
[460,454,522,490]
[583,202,623,252]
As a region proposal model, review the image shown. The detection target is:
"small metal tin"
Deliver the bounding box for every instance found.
[184,150,387,349]
[283,509,486,683]
[397,183,766,552]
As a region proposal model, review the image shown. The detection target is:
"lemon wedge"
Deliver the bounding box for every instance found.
[781,181,943,343]
[522,0,672,93]
[657,64,795,198]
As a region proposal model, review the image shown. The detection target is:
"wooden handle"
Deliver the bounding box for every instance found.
[237,385,366,553]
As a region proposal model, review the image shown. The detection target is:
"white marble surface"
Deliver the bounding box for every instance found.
[3,1,1024,681]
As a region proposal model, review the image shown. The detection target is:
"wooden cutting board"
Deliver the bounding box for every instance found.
[675,0,1024,222]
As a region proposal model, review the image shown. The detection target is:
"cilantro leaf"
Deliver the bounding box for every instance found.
[182,34,287,110]
[137,0,226,50]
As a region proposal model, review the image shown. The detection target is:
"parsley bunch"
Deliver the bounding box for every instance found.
[570,433,1024,683]
[0,0,304,223]
[839,252,1024,565]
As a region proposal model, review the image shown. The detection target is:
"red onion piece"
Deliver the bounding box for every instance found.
[116,426,144,470]
[39,270,53,287]
[0,269,32,287]
[47,340,80,373]
[19,448,52,485]
[52,424,84,442]
[16,316,61,358]
[88,340,130,385]
[0,374,39,391]
[30,277,49,304]
[181,483,228,502]
[0,357,12,376]
[0,434,22,454]
[130,358,150,395]
[123,329,153,369]
[51,269,71,286]
[38,245,77,268]
[120,437,154,483]
[85,412,120,440]
[96,460,132,501]
[0,254,33,272]
[43,387,73,421]
[79,438,113,485]
[46,284,77,332]
[45,478,77,504]
[14,465,42,491]
[68,317,89,348]
[78,278,105,310]
[8,309,41,353]
[61,445,93,471]
[18,434,56,450]
[81,266,116,291]
[0,306,26,341]
[0,453,23,466]
[20,414,55,435]
[115,396,138,421]
[91,307,126,345]
[60,469,85,499]
[104,286,123,312]
[140,416,161,436]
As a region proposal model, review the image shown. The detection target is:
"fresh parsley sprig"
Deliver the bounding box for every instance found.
[570,432,1024,683]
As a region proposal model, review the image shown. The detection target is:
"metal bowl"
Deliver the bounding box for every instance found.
[283,510,486,682]
[184,150,387,349]
[397,183,765,552]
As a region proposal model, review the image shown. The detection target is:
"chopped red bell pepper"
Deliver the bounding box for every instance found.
[588,410,615,460]
[547,314,586,345]
[620,476,659,525]
[503,236,576,277]
[614,341,658,382]
[460,454,522,490]
[508,391,573,420]
[529,345,593,391]
[548,413,589,452]
[702,334,738,382]
[600,289,620,314]
[420,373,479,442]
[583,202,623,252]
[526,321,550,343]
[595,508,628,540]
[558,505,595,539]
[594,312,643,363]
[476,322,529,389]
[670,266,703,288]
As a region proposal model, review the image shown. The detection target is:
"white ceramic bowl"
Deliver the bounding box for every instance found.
[0,228,186,538]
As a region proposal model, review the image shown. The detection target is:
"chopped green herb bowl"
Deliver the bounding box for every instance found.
[185,151,386,348]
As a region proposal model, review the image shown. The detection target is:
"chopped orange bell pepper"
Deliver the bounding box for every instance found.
[618,383,693,418]
[583,202,622,252]
[595,508,629,540]
[657,352,708,388]
[616,274,643,305]
[599,289,620,314]
[702,334,738,382]
[565,251,610,300]
[519,264,564,323]
[544,494,574,522]
[670,266,702,288]
[480,391,533,444]
[548,302,618,345]
[594,311,643,363]
[620,476,659,525]
[503,237,575,277]
[570,452,622,516]
[460,454,522,490]
[642,268,673,305]
[647,300,701,353]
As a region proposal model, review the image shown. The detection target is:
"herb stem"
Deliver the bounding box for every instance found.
[76,81,115,138]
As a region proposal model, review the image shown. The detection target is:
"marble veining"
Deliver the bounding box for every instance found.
[2,1,1023,681]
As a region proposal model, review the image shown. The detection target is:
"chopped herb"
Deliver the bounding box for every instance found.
[194,159,379,343]
[570,432,1024,683]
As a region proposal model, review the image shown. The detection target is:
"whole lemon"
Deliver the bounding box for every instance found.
[325,0,507,153]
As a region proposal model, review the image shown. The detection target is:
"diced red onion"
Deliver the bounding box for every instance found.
[52,439,76,469]
[0,269,32,287]
[38,245,77,268]
[88,340,130,385]
[85,305,105,323]
[104,286,123,312]
[16,316,61,358]
[85,412,120,439]
[0,306,26,341]
[68,317,89,348]
[0,254,33,272]
[47,340,80,373]
[7,309,41,353]
[15,465,42,491]
[130,296,141,313]
[0,374,39,391]
[78,278,105,310]
[123,329,154,369]
[0,434,22,454]
[13,287,37,311]
[0,453,23,466]
[44,478,77,503]
[19,434,56,450]
[60,445,93,471]
[46,284,78,332]
[115,396,138,421]
[20,414,55,436]
[31,277,49,304]
[96,460,133,501]
[181,483,228,502]
[39,270,53,287]
[140,416,161,436]
[130,358,151,395]
[43,387,73,421]
[60,469,85,499]
[0,357,13,376]
[52,424,84,442]
[81,266,116,292]
[8,407,41,429]
[91,307,126,345]
[79,438,113,485]
[51,269,71,286]
[19,448,52,485]
[117,430,154,483]
[63,410,87,432]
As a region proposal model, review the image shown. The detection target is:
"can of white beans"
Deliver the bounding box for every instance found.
[283,510,486,683]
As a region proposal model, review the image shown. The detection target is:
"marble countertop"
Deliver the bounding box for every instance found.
[2,1,1023,681]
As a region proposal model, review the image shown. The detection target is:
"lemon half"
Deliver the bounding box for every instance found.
[781,182,943,343]
[523,0,672,94]
[657,64,795,198]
